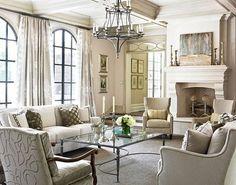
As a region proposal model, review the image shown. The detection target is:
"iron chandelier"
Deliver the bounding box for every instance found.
[93,0,144,58]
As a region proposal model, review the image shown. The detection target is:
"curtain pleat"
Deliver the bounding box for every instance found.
[77,29,96,116]
[17,16,52,106]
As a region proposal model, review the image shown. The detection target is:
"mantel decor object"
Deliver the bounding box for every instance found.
[175,50,179,66]
[93,0,144,58]
[214,48,218,65]
[170,45,173,66]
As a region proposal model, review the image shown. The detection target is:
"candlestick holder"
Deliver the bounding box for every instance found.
[98,114,109,143]
[170,45,174,66]
[109,112,118,141]
[175,50,179,66]
[214,48,218,65]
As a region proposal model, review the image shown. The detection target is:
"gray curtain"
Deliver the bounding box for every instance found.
[77,29,96,116]
[17,15,52,106]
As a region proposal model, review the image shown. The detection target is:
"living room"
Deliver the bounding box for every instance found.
[0,0,236,185]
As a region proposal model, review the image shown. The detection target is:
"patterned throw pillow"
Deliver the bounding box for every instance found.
[59,105,82,126]
[8,111,29,128]
[26,110,43,130]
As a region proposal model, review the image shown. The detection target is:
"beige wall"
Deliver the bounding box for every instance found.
[91,38,126,115]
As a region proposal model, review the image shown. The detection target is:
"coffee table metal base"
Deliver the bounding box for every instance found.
[96,148,161,183]
[60,134,166,183]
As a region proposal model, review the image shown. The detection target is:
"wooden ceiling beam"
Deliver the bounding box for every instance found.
[131,0,160,20]
[216,0,236,15]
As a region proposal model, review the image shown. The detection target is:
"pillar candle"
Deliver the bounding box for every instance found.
[102,96,105,114]
[113,96,115,113]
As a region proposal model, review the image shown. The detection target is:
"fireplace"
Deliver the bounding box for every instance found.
[165,65,228,118]
[176,83,215,117]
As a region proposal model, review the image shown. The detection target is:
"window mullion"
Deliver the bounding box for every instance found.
[5,23,8,108]
[70,36,73,103]
[62,30,65,104]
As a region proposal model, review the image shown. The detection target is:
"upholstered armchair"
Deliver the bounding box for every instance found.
[0,127,97,185]
[143,97,173,139]
[192,99,235,128]
[157,128,236,185]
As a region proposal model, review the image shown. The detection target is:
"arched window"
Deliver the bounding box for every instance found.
[0,17,17,108]
[53,29,77,104]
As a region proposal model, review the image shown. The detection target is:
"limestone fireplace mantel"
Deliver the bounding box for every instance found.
[165,65,228,117]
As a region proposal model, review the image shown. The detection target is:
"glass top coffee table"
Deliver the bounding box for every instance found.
[60,127,165,182]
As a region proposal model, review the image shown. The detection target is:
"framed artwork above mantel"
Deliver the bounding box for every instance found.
[179,32,213,66]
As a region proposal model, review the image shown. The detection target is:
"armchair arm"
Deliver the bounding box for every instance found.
[48,149,98,185]
[49,149,98,162]
[157,146,227,185]
[167,112,173,123]
[167,112,173,134]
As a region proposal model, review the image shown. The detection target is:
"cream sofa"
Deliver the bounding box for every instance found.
[0,104,101,154]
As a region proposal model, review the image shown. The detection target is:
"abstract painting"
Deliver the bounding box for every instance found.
[179,32,213,65]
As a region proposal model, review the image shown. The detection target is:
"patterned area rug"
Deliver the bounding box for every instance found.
[65,136,183,185]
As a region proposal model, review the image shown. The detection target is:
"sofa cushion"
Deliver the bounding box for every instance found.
[181,129,211,154]
[59,105,82,126]
[8,111,29,128]
[52,160,91,185]
[43,126,81,142]
[147,109,167,120]
[207,127,228,154]
[147,119,170,128]
[31,105,56,127]
[69,123,92,135]
[26,110,43,130]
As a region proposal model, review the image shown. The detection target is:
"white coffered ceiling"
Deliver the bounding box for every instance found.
[0,0,233,29]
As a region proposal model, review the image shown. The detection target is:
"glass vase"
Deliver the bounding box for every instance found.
[122,125,130,135]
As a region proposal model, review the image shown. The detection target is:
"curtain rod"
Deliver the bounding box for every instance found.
[0,7,91,30]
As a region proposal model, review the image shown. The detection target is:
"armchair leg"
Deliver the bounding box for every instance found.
[91,152,97,185]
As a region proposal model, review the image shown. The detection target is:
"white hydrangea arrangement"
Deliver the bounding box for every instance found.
[116,114,136,127]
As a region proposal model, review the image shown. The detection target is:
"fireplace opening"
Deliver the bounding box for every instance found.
[176,83,215,117]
